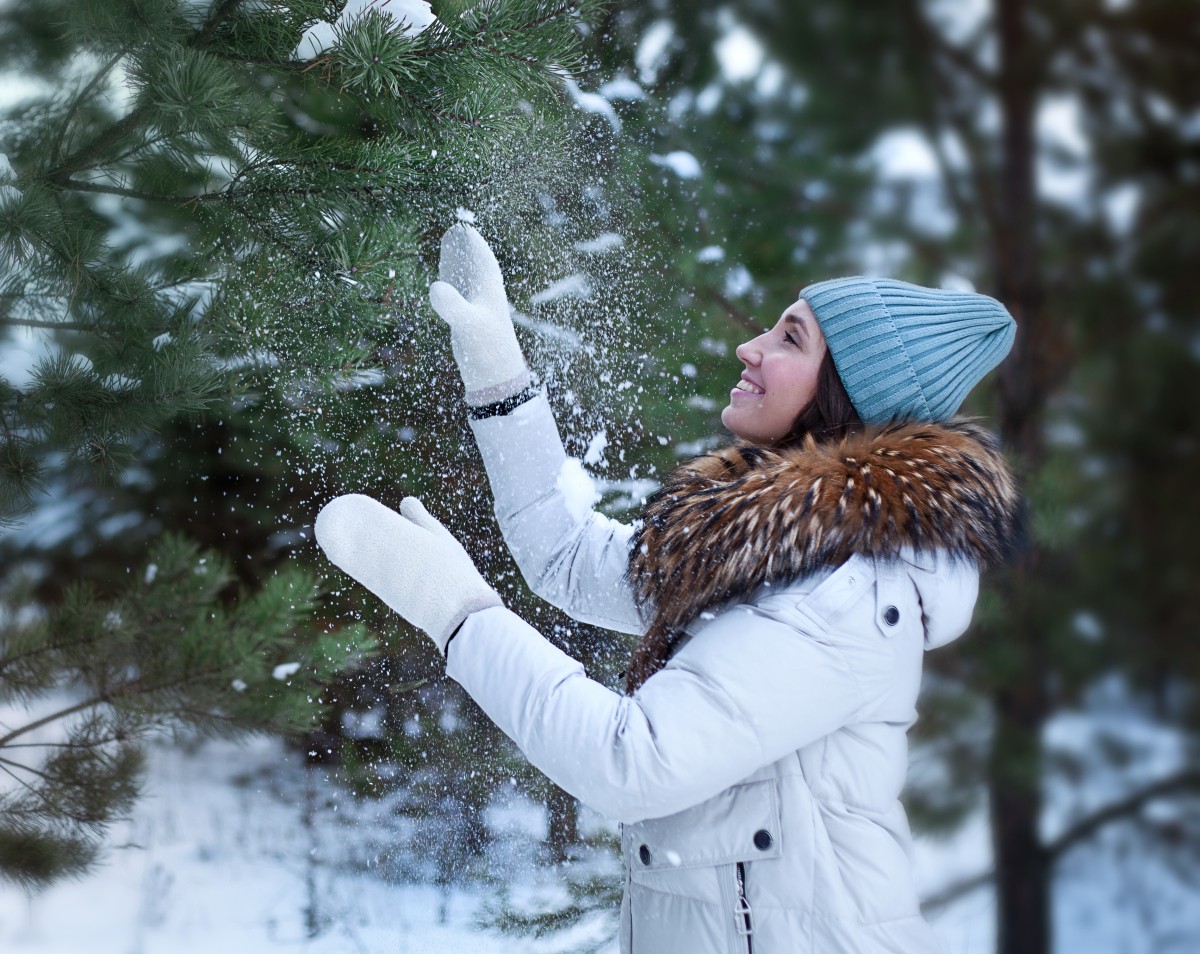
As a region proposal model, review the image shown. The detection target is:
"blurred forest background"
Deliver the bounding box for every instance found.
[2,0,1199,952]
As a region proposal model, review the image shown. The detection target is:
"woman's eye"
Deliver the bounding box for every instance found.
[783,332,799,346]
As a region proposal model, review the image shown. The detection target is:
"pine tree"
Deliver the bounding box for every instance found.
[0,534,375,888]
[1,0,602,515]
[0,0,605,889]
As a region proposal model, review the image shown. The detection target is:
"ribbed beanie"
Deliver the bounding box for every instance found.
[801,277,1017,425]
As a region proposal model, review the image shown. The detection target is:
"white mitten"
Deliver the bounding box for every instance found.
[428,224,530,406]
[314,494,502,653]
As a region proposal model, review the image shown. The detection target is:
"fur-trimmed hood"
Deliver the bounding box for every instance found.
[625,419,1020,688]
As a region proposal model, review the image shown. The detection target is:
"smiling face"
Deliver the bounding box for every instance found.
[720,299,829,444]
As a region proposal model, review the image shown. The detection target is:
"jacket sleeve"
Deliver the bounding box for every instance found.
[446,569,885,823]
[468,393,643,635]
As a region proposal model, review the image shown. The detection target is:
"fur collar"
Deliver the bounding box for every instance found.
[625,419,1020,689]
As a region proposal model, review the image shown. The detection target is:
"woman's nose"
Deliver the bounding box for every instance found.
[735,336,764,366]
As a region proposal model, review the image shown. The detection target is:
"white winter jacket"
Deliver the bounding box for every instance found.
[446,394,1014,953]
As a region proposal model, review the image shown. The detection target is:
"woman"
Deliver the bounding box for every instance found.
[315,225,1019,953]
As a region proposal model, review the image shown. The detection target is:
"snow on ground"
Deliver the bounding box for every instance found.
[1,731,1000,953]
[2,705,1194,952]
[0,736,561,954]
[0,731,997,953]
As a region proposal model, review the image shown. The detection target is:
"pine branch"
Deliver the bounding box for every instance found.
[1,741,123,749]
[0,662,285,751]
[420,0,587,58]
[0,318,84,330]
[59,179,205,203]
[388,85,483,127]
[0,755,50,780]
[903,0,996,89]
[44,103,152,184]
[920,868,994,913]
[193,0,247,48]
[51,50,129,164]
[1046,770,1200,860]
[697,286,768,336]
[107,132,176,166]
[43,0,249,183]
[920,768,1200,913]
[930,84,1001,236]
[0,697,103,749]
[0,761,45,798]
[62,177,391,206]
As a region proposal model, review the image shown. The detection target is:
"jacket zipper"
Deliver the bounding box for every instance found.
[734,862,753,952]
[623,825,633,952]
[628,865,634,951]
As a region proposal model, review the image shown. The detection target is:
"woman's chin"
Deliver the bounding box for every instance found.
[721,405,751,440]
[722,406,790,444]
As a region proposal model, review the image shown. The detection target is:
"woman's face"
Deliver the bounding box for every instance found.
[720,299,828,444]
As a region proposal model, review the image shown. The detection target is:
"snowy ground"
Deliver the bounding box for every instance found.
[0,735,990,953]
[0,736,553,954]
[1,726,1194,953]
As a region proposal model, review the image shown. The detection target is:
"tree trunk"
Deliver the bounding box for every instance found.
[991,674,1050,954]
[995,0,1048,462]
[991,2,1055,954]
[547,784,579,862]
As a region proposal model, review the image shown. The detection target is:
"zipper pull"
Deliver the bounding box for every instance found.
[734,862,754,937]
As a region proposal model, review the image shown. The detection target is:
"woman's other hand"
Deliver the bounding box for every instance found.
[428,224,530,406]
[314,494,502,654]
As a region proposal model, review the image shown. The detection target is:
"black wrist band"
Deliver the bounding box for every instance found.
[443,618,466,657]
[467,386,539,421]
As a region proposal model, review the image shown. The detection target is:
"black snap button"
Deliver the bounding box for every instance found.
[883,605,900,626]
[639,844,651,866]
[753,829,772,851]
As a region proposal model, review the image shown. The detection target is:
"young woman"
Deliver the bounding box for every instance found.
[315,225,1019,953]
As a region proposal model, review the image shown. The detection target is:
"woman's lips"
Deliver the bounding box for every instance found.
[733,375,765,396]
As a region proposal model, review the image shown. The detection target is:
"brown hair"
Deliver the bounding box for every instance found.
[776,349,862,448]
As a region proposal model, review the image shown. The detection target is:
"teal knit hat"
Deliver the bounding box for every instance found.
[801,277,1017,425]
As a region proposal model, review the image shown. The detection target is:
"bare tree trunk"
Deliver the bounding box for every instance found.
[303,765,325,939]
[991,3,1054,954]
[546,784,579,863]
[995,0,1051,464]
[991,666,1050,954]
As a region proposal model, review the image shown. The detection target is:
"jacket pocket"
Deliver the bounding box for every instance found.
[625,779,781,953]
[626,777,784,876]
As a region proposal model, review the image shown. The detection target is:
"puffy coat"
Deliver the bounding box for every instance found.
[445,393,1017,954]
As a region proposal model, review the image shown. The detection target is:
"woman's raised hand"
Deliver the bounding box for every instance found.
[314,494,502,654]
[428,224,530,406]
